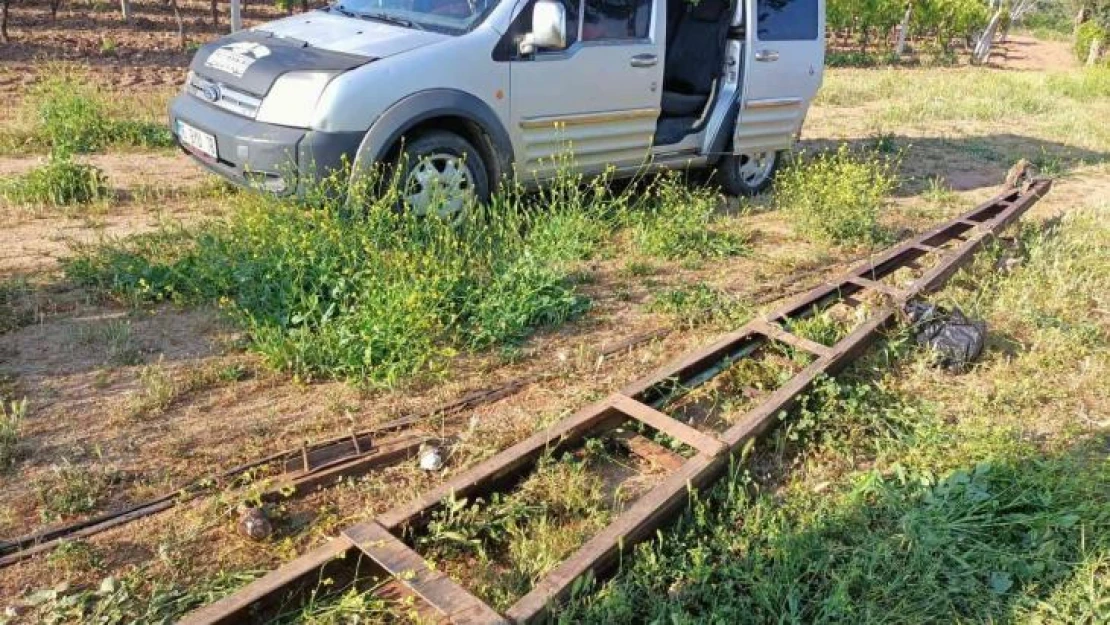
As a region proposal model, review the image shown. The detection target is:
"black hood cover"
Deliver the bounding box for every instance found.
[189,29,372,96]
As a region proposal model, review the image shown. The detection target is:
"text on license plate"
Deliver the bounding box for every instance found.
[177,121,217,160]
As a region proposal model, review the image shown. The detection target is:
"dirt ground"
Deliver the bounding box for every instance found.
[0,15,1106,620]
[0,0,293,98]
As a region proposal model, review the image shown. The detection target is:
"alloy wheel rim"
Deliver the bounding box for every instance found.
[738,152,776,187]
[404,153,475,220]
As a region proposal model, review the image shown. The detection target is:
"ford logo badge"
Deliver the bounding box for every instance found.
[200,84,221,103]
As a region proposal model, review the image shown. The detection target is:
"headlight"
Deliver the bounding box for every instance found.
[255,71,337,128]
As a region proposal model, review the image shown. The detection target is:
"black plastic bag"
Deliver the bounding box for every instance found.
[904,300,987,372]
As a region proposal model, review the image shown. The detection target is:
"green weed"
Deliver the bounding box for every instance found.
[648,284,752,330]
[631,174,749,260]
[70,318,142,367]
[419,449,612,610]
[17,569,263,623]
[783,308,855,347]
[36,461,118,521]
[776,144,897,247]
[0,155,109,207]
[47,540,103,576]
[65,169,632,386]
[0,72,173,155]
[0,398,27,470]
[0,278,36,333]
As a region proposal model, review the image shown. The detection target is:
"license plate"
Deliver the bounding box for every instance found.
[176,120,218,160]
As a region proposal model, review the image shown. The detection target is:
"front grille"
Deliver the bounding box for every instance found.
[188,74,262,119]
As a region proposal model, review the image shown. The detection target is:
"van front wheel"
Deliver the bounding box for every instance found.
[717,150,781,197]
[397,130,490,220]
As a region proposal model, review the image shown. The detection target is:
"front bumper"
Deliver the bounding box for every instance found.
[169,93,363,195]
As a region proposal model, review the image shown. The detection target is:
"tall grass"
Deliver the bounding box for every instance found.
[0,155,109,208]
[0,398,27,470]
[775,145,898,247]
[0,72,173,156]
[66,170,722,386]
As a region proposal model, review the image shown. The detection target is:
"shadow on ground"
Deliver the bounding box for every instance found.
[802,133,1110,196]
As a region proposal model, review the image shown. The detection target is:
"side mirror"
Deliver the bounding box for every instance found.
[519,0,567,55]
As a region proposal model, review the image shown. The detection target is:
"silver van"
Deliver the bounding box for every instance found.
[170,0,825,213]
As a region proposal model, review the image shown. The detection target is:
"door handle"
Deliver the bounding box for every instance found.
[630,54,658,68]
[754,49,780,62]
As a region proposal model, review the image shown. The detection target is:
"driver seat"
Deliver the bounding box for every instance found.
[660,0,731,117]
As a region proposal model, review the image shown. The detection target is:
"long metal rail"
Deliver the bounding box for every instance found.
[181,179,1052,624]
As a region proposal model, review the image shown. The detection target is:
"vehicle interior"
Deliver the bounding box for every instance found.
[654,0,736,147]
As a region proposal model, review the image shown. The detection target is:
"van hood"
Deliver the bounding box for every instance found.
[189,11,446,96]
[257,11,449,58]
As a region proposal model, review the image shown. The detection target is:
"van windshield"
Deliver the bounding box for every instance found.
[331,0,497,34]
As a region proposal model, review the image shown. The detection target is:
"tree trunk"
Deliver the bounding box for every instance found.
[120,0,132,24]
[973,10,1003,65]
[230,0,242,31]
[49,0,62,20]
[170,0,185,48]
[895,5,912,56]
[300,0,307,12]
[1088,37,1103,66]
[1,0,10,43]
[0,0,9,43]
[211,0,219,27]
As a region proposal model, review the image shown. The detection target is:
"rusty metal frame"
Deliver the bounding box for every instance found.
[181,180,1051,625]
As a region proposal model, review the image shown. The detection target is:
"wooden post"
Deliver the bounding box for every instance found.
[972,10,1003,65]
[1088,37,1104,66]
[0,0,10,43]
[894,4,912,56]
[230,0,242,32]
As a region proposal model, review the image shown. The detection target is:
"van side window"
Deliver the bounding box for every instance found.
[756,0,817,41]
[582,0,651,41]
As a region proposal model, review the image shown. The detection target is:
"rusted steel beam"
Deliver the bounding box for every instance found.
[609,393,727,456]
[747,317,835,358]
[343,522,509,624]
[182,180,1050,624]
[608,431,686,472]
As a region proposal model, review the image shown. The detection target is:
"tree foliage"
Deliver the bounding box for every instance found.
[828,0,993,55]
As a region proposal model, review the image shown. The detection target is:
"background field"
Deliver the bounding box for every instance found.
[0,2,1106,622]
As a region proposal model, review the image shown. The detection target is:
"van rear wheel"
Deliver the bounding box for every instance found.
[397,130,490,221]
[717,150,782,196]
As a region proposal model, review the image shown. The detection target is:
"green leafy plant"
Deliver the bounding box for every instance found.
[0,154,109,207]
[35,461,117,521]
[631,174,749,260]
[65,167,636,386]
[0,398,27,470]
[648,284,753,329]
[11,72,174,156]
[1075,20,1108,63]
[775,144,898,247]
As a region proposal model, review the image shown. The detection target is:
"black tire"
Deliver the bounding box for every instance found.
[395,130,490,219]
[716,150,783,197]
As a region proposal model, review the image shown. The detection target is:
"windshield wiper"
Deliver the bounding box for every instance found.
[329,4,357,17]
[357,11,425,31]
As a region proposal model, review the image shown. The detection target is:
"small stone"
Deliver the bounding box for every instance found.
[237,505,272,541]
[418,443,444,471]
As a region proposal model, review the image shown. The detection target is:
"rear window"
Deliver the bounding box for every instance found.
[756,0,818,41]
